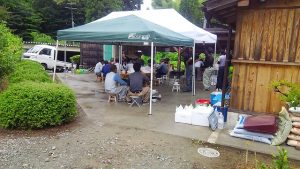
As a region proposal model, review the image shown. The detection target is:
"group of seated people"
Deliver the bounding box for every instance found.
[104,62,150,103]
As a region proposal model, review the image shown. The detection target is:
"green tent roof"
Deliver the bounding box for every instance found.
[57,15,194,47]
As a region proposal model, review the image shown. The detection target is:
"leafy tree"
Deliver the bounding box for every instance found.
[0,0,43,40]
[0,6,9,22]
[84,0,123,22]
[30,32,55,43]
[179,0,204,27]
[152,0,174,9]
[122,0,142,10]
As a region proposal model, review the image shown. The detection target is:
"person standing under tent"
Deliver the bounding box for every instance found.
[216,50,226,91]
[104,64,128,101]
[202,47,214,91]
[126,62,150,103]
[183,53,193,92]
[195,57,204,81]
[114,58,121,73]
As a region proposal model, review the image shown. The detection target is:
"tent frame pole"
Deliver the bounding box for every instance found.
[64,41,67,79]
[149,42,154,115]
[192,43,196,96]
[52,40,59,82]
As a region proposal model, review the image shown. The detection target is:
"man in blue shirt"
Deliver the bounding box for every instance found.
[105,64,128,101]
[156,59,168,78]
[101,61,111,77]
[127,62,150,103]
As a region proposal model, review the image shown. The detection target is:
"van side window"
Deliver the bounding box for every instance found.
[39,48,52,56]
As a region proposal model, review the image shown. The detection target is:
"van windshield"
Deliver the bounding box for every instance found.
[27,46,43,53]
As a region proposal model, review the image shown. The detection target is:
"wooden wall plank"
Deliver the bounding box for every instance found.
[238,11,247,60]
[249,11,259,60]
[243,10,254,60]
[230,63,247,110]
[272,10,282,62]
[261,10,271,61]
[277,9,288,62]
[296,11,300,63]
[268,66,285,113]
[243,64,258,111]
[230,63,240,108]
[267,9,276,61]
[233,11,243,60]
[253,65,271,113]
[254,10,264,61]
[283,9,295,62]
[289,9,300,62]
[236,64,247,110]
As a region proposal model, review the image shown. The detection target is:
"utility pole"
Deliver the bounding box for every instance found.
[65,2,77,28]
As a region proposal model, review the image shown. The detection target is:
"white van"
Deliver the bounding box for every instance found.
[22,45,73,72]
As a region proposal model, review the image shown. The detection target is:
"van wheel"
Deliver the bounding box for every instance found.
[41,63,47,70]
[56,66,64,72]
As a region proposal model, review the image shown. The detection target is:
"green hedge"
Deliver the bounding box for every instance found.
[0,82,78,129]
[0,23,23,84]
[8,60,52,84]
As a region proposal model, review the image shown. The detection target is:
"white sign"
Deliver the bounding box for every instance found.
[128,33,150,40]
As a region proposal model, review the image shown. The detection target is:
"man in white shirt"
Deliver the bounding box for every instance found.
[216,51,227,90]
[195,58,204,80]
[94,60,103,81]
[105,64,128,101]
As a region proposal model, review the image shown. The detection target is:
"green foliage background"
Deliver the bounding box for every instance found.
[141,52,185,70]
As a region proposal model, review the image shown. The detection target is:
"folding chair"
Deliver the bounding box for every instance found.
[129,96,142,107]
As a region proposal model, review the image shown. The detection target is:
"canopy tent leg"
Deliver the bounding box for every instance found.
[52,40,59,82]
[214,42,217,61]
[149,42,154,115]
[118,44,122,73]
[192,43,196,96]
[64,41,67,78]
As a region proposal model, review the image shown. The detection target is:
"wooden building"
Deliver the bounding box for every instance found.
[204,0,300,114]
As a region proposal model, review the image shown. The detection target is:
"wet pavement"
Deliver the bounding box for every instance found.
[57,72,300,161]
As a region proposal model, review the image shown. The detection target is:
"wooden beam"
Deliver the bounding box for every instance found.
[250,0,300,9]
[231,59,300,66]
[206,0,237,12]
[238,0,249,7]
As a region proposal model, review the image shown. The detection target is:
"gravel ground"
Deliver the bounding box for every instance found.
[1,111,300,169]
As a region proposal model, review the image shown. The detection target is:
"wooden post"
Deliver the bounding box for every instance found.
[221,27,232,111]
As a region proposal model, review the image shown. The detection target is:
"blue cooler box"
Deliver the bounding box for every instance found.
[210,92,222,106]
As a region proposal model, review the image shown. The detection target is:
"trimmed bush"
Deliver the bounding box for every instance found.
[8,60,52,84]
[0,23,23,84]
[0,82,77,129]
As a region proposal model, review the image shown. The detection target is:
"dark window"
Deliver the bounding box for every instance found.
[39,48,52,56]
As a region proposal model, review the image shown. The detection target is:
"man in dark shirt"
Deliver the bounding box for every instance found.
[126,62,150,103]
[202,47,215,91]
[183,51,193,92]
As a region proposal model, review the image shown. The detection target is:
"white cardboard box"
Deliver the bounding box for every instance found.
[191,106,213,126]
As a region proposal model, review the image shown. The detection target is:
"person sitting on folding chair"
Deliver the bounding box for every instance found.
[94,59,103,81]
[126,62,150,103]
[155,59,168,78]
[104,64,128,101]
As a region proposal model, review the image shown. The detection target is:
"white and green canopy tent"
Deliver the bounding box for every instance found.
[54,14,194,115]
